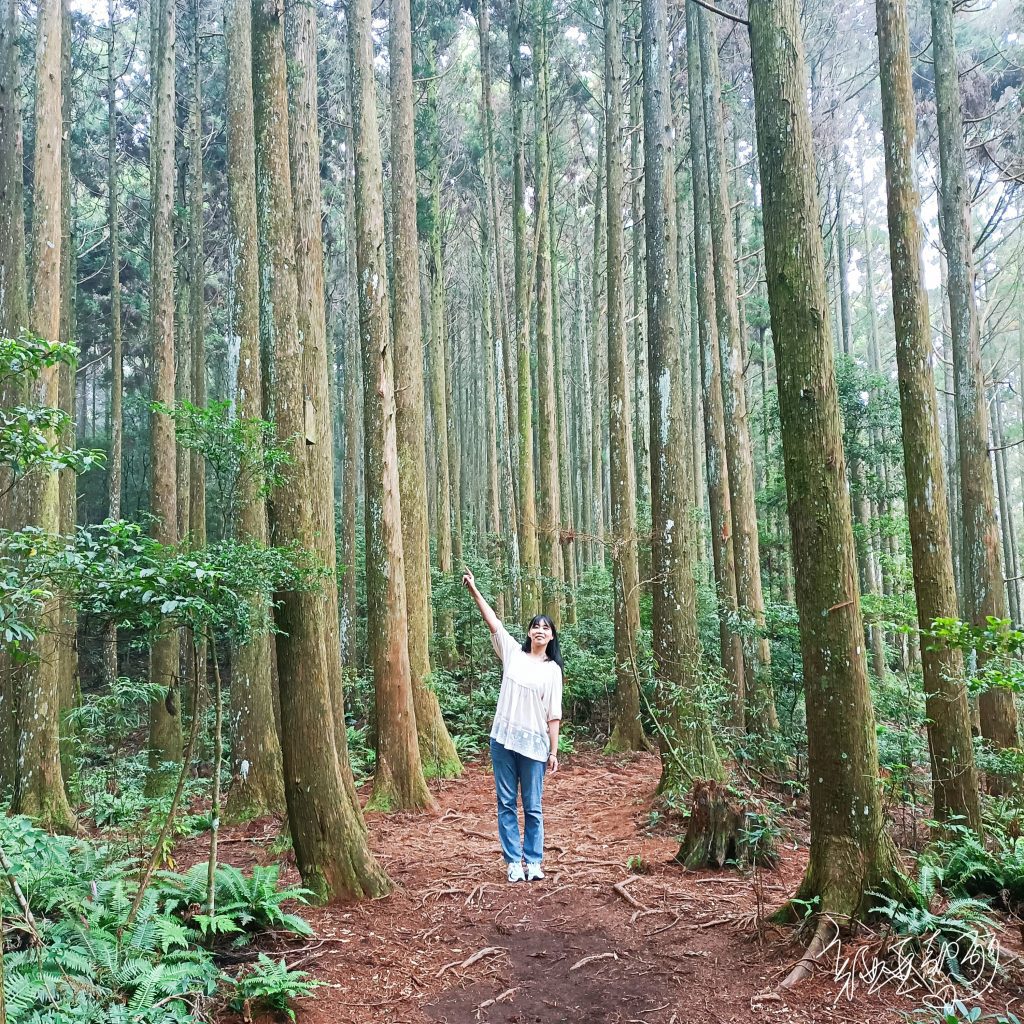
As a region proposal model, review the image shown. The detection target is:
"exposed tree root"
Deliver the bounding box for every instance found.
[779,913,838,990]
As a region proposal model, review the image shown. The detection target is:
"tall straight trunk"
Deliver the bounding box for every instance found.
[931,0,1019,753]
[697,8,776,735]
[145,0,182,793]
[836,185,852,356]
[445,291,464,573]
[477,0,519,602]
[104,0,122,685]
[940,257,963,606]
[390,0,460,779]
[749,0,905,927]
[533,0,563,620]
[0,0,28,789]
[875,0,980,831]
[253,0,388,898]
[686,3,744,728]
[186,0,207,714]
[425,40,457,658]
[630,33,650,516]
[188,0,205,547]
[642,0,721,790]
[287,0,357,787]
[57,0,77,736]
[510,0,541,615]
[480,222,503,599]
[857,165,888,678]
[994,396,1020,622]
[550,201,577,623]
[339,25,360,675]
[11,0,74,830]
[223,0,285,821]
[350,0,434,814]
[604,0,647,753]
[589,123,607,569]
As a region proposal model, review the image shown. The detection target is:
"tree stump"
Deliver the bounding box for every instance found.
[675,780,745,870]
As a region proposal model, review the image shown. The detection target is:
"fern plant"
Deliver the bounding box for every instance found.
[871,862,999,988]
[231,954,319,1022]
[155,862,314,945]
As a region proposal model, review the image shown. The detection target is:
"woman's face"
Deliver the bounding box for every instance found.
[528,619,553,648]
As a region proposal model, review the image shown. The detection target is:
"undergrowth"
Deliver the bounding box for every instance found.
[0,815,316,1023]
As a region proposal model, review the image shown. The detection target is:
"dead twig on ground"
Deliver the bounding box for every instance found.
[570,951,619,971]
[436,945,507,977]
[613,875,647,910]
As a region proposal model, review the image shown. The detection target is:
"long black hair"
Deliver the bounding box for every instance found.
[521,615,564,669]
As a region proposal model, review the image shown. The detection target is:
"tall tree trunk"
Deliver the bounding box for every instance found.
[11,0,75,830]
[533,0,564,620]
[994,396,1020,623]
[104,0,122,686]
[253,0,388,898]
[350,0,434,814]
[642,0,722,793]
[223,0,285,822]
[57,0,78,748]
[145,0,183,794]
[630,33,650,520]
[875,0,981,832]
[287,0,359,798]
[424,37,458,658]
[603,0,647,753]
[390,0,460,779]
[697,8,777,738]
[930,0,1020,755]
[686,2,744,729]
[477,0,519,609]
[748,0,906,933]
[510,0,541,616]
[589,122,607,569]
[0,0,28,790]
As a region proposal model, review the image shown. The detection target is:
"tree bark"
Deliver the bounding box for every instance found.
[12,0,75,831]
[875,0,981,832]
[390,0,460,779]
[697,7,777,738]
[642,0,722,793]
[748,0,906,927]
[603,0,647,753]
[930,0,1020,755]
[510,0,542,616]
[144,0,183,795]
[223,0,285,822]
[350,0,434,813]
[253,0,388,898]
[0,0,28,790]
[686,2,744,729]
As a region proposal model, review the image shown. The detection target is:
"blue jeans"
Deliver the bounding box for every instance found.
[490,738,546,864]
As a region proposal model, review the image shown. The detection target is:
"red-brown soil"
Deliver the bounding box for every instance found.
[201,751,1022,1024]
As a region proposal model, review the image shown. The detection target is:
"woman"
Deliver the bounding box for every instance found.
[463,569,563,883]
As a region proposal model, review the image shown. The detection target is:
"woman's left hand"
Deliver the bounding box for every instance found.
[547,753,559,774]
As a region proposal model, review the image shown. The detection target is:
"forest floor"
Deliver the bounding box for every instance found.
[201,751,1024,1024]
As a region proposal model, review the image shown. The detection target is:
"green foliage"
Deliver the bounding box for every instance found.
[871,861,1000,988]
[154,400,292,542]
[0,817,315,1023]
[230,955,318,1021]
[930,821,1024,914]
[0,333,105,483]
[908,1001,1021,1024]
[929,617,1024,697]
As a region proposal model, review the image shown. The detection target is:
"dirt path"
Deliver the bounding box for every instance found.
[214,751,1016,1023]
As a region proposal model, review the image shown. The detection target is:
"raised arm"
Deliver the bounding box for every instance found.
[462,569,501,634]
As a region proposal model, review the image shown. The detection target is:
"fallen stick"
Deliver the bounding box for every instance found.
[613,875,646,910]
[570,951,619,971]
[437,945,507,977]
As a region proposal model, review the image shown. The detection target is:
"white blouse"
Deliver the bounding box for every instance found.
[490,622,563,763]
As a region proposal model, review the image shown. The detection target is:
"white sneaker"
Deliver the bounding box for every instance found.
[525,862,544,881]
[507,862,525,883]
